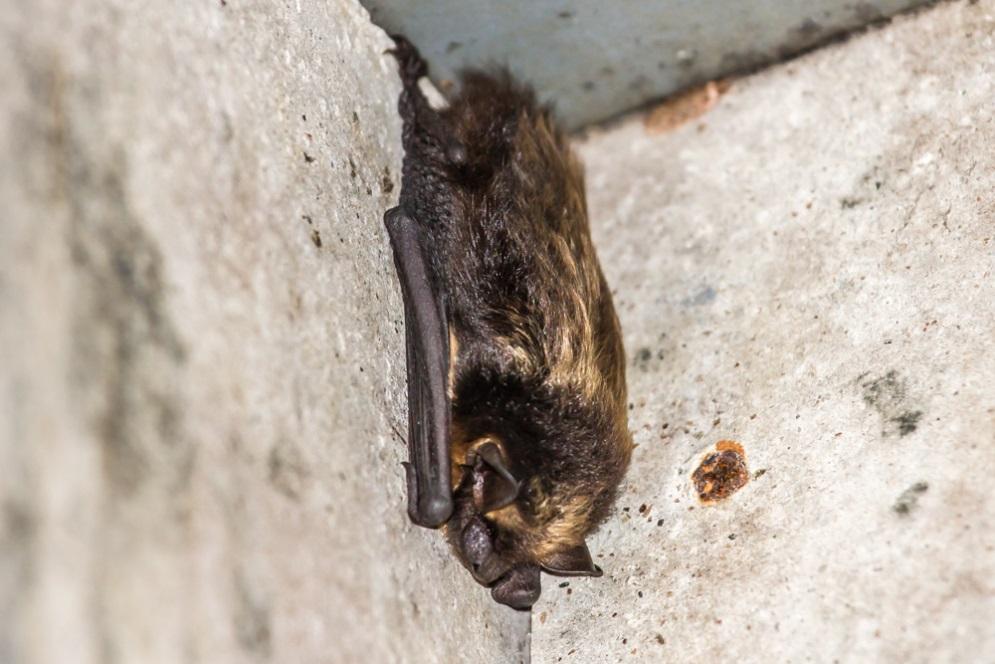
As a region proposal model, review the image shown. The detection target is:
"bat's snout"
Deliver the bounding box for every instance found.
[460,516,511,585]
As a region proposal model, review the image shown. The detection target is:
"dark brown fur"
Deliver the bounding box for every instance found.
[389,36,632,607]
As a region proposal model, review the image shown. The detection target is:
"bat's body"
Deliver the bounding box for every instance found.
[385,37,632,609]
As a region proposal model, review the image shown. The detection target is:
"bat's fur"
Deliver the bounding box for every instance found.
[389,36,632,606]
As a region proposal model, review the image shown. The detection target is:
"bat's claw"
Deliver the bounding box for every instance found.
[386,34,428,87]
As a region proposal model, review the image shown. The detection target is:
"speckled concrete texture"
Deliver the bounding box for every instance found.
[532,1,995,662]
[0,1,527,663]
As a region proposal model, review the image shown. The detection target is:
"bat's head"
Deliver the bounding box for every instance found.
[444,425,628,610]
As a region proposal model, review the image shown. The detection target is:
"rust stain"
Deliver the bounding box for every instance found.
[692,439,749,503]
[714,439,743,455]
[643,80,731,135]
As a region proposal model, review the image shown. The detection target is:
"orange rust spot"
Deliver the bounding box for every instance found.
[692,440,749,503]
[715,439,744,455]
[643,80,732,135]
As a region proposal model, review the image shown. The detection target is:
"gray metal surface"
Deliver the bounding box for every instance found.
[362,0,932,128]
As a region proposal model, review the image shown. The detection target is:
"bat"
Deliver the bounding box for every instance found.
[384,36,633,610]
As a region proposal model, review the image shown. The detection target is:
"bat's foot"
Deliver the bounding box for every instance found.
[386,35,427,89]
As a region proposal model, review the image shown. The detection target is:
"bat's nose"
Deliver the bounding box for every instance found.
[471,556,511,586]
[460,516,510,585]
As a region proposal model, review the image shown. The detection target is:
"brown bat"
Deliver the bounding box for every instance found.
[384,36,632,609]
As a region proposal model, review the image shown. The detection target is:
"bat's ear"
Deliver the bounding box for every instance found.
[540,542,603,577]
[469,440,521,514]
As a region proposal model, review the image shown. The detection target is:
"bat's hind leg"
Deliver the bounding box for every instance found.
[387,35,466,167]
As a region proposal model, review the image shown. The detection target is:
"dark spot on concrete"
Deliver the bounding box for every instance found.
[3,500,34,542]
[310,229,322,248]
[683,285,716,306]
[301,214,313,225]
[352,111,360,124]
[853,3,884,24]
[268,440,308,500]
[381,165,394,193]
[893,481,929,515]
[692,440,749,503]
[233,570,272,657]
[728,533,737,540]
[303,151,315,163]
[559,581,570,588]
[446,41,462,53]
[365,185,372,196]
[581,81,595,92]
[301,113,307,121]
[557,10,573,18]
[792,18,823,39]
[65,150,189,498]
[655,634,666,645]
[860,370,924,438]
[656,518,664,526]
[634,346,652,370]
[348,157,357,179]
[719,50,768,73]
[894,410,923,436]
[219,112,235,143]
[840,197,862,209]
[753,468,767,480]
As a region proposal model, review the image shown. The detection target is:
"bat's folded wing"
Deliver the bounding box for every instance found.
[385,206,453,528]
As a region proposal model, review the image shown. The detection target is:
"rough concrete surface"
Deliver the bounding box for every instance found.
[361,0,931,129]
[532,1,995,662]
[0,1,527,663]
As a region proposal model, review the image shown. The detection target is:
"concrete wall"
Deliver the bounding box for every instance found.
[361,0,932,128]
[3,1,993,663]
[0,1,527,662]
[532,1,995,661]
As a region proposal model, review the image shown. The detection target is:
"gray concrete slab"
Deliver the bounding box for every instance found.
[532,1,995,661]
[0,1,527,662]
[361,0,931,129]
